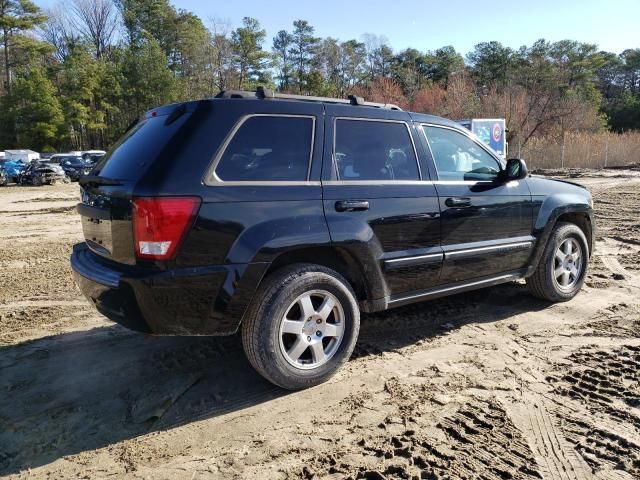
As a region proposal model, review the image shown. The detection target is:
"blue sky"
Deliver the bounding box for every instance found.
[37,0,639,55]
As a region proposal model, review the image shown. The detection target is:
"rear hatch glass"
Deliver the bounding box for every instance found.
[79,105,191,264]
[93,116,171,181]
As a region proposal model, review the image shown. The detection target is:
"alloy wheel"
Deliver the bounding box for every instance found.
[553,238,583,290]
[278,290,345,370]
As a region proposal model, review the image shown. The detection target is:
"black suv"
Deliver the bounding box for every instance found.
[71,89,594,390]
[59,156,93,181]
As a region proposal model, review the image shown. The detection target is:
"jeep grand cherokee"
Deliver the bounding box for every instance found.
[71,88,594,390]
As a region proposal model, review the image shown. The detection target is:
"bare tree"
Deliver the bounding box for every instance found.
[207,17,235,93]
[361,33,390,80]
[351,77,408,109]
[443,74,479,119]
[411,84,446,114]
[70,0,118,58]
[39,5,78,62]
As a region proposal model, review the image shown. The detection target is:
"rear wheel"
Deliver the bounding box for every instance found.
[527,222,589,302]
[241,263,360,390]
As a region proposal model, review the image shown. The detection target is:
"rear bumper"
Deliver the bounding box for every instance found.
[70,243,267,335]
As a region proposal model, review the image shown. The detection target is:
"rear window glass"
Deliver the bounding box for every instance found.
[214,115,313,182]
[94,116,180,180]
[334,119,419,181]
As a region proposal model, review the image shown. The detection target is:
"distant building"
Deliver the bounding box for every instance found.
[4,149,40,163]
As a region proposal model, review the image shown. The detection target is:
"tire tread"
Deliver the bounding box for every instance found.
[241,263,359,390]
[526,222,589,302]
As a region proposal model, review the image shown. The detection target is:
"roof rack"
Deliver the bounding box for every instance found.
[214,87,403,111]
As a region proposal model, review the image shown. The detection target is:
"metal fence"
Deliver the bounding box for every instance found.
[513,132,640,170]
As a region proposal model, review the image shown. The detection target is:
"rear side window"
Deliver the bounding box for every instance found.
[334,119,420,181]
[214,115,314,182]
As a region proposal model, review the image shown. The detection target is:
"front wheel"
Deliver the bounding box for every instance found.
[527,222,589,302]
[241,264,360,390]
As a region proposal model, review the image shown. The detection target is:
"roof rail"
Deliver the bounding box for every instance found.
[214,87,403,111]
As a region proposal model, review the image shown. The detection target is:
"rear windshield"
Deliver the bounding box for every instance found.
[94,114,183,180]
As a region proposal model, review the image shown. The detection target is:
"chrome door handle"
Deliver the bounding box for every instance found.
[335,200,369,212]
[445,197,471,208]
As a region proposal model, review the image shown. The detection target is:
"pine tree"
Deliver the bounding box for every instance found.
[0,0,47,94]
[231,17,268,90]
[272,30,293,91]
[121,36,178,122]
[289,20,319,94]
[6,67,64,150]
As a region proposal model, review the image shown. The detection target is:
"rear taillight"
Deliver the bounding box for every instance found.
[133,197,201,260]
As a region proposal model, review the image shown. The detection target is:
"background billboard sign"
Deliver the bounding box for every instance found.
[458,119,507,158]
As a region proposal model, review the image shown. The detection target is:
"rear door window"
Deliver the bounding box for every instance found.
[334,119,420,181]
[213,115,314,183]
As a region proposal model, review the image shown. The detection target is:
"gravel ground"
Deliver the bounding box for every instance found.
[1,170,640,479]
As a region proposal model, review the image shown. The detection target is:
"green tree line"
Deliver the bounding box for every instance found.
[0,0,639,152]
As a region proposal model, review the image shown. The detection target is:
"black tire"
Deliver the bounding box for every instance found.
[241,263,360,390]
[527,222,589,302]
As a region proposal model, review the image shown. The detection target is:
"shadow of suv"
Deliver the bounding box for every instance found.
[71,88,594,390]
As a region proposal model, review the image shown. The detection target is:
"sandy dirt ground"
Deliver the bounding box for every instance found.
[1,169,640,479]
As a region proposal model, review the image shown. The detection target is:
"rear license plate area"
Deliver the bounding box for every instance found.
[82,216,113,256]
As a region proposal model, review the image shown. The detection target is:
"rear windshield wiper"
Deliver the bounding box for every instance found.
[80,175,123,187]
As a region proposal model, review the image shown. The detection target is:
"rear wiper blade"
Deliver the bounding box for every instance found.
[80,175,123,187]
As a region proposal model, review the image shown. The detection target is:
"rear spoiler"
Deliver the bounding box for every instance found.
[79,175,123,187]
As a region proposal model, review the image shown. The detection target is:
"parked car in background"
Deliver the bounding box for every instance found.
[18,161,67,186]
[48,154,67,163]
[82,150,106,166]
[82,149,106,157]
[86,154,105,165]
[49,152,83,163]
[59,156,93,181]
[0,167,7,186]
[0,159,27,182]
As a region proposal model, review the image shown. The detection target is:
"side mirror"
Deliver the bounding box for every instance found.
[501,158,528,181]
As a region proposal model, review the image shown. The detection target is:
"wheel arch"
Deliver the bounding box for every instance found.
[555,211,593,256]
[260,246,387,312]
[527,200,594,276]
